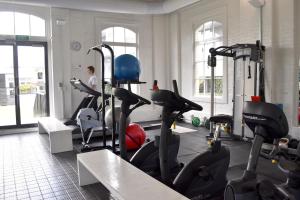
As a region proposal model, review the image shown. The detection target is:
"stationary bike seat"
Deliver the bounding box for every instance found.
[209,114,233,124]
[113,88,151,105]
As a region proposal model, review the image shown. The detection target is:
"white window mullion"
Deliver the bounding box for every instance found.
[194,20,223,98]
[104,42,137,47]
[0,12,45,37]
[13,12,16,35]
[29,15,31,36]
[113,26,115,42]
[101,26,139,94]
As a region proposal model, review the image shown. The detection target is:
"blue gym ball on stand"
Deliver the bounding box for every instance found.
[114,54,141,81]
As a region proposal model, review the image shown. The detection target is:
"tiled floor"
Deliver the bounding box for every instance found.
[145,125,252,168]
[0,124,286,200]
[0,132,113,200]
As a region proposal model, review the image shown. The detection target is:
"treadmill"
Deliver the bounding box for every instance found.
[69,78,112,151]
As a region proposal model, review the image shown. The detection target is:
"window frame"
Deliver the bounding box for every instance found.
[0,11,46,40]
[192,16,228,104]
[99,25,140,94]
[100,25,139,54]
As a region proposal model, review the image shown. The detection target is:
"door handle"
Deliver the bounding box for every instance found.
[15,85,19,96]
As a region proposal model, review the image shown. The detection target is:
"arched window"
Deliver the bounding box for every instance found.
[0,12,45,37]
[102,26,137,56]
[194,21,223,97]
[101,26,138,93]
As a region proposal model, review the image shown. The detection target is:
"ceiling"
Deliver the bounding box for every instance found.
[0,0,201,14]
[134,0,166,2]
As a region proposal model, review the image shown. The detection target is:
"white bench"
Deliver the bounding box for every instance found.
[38,117,73,154]
[77,150,189,200]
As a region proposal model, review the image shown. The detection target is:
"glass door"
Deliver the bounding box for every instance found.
[0,45,17,126]
[0,41,49,128]
[17,44,49,125]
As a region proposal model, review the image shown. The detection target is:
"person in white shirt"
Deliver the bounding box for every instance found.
[68,66,98,124]
[86,66,98,110]
[87,66,97,90]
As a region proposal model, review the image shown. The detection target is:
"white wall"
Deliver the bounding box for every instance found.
[166,0,299,138]
[179,0,230,121]
[50,8,164,122]
[50,0,299,138]
[167,12,181,90]
[152,15,169,90]
[2,1,299,139]
[50,8,71,120]
[270,0,298,138]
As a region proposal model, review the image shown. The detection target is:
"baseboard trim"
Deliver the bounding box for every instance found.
[0,127,38,136]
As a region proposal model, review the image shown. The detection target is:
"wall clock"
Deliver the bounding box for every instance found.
[70,41,82,51]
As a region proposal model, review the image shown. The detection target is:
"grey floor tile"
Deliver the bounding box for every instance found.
[0,123,286,200]
[0,132,114,200]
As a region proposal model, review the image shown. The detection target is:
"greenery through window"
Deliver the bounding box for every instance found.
[194,21,223,97]
[0,12,45,37]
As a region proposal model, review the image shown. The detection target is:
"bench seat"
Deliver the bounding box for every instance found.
[77,150,189,200]
[38,117,73,153]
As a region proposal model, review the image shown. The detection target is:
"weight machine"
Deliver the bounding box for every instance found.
[207,40,265,140]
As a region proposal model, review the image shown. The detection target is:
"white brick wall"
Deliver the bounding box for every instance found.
[3,0,299,138]
[168,0,300,138]
[50,8,162,121]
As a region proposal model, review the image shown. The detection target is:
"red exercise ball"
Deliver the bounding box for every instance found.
[126,123,146,150]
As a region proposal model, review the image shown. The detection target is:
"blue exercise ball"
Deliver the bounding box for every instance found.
[114,54,141,81]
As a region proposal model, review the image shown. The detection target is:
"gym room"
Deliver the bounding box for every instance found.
[0,0,299,199]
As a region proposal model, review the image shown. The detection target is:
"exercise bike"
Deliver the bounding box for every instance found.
[113,80,186,177]
[112,85,165,176]
[115,80,230,199]
[151,80,230,199]
[224,101,300,200]
[258,141,300,200]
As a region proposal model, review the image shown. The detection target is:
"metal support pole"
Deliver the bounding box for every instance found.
[100,51,106,147]
[232,59,236,136]
[259,6,263,43]
[101,44,116,152]
[247,133,264,172]
[241,56,246,138]
[87,47,107,147]
[210,65,215,134]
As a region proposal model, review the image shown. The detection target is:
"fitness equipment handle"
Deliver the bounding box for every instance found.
[70,78,110,98]
[113,88,151,105]
[87,45,104,56]
[172,80,203,112]
[173,80,179,96]
[132,92,151,105]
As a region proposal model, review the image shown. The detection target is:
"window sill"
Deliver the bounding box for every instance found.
[191,96,228,104]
